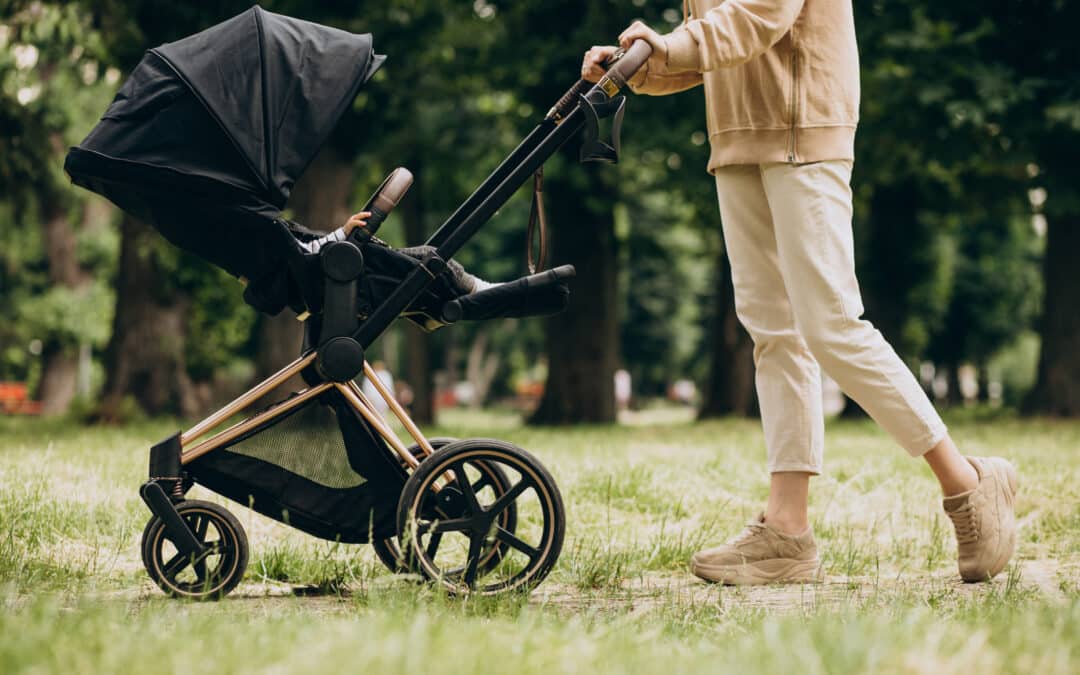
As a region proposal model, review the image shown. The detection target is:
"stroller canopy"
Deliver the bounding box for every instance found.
[65,6,384,282]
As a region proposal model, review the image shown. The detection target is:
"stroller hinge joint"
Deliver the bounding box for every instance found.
[419,251,449,279]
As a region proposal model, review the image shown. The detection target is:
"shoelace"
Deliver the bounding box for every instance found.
[947,502,979,545]
[730,522,767,547]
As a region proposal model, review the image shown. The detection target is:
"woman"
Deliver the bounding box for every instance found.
[582,0,1017,585]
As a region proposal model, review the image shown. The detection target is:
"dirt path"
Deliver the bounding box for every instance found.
[531,559,1074,614]
[99,558,1073,615]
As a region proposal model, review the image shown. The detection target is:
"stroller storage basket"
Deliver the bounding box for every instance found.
[187,389,405,543]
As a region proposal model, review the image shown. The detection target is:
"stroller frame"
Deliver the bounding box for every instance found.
[130,36,654,599]
[180,356,431,470]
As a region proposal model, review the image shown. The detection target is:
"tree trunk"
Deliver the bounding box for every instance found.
[1027,216,1080,416]
[35,200,90,415]
[466,325,503,408]
[37,344,79,416]
[698,249,757,418]
[400,166,435,424]
[946,364,963,407]
[976,360,991,404]
[529,168,619,425]
[96,214,199,421]
[252,147,353,396]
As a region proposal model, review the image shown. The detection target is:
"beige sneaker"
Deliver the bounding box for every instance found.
[690,513,821,585]
[943,456,1019,582]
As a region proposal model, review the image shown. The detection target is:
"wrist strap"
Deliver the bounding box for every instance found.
[527,166,547,274]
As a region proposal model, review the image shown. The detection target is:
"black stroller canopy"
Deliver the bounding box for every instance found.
[154,6,384,206]
[65,6,384,283]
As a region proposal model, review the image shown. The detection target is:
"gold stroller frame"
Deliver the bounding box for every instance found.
[179,353,435,471]
[146,347,567,598]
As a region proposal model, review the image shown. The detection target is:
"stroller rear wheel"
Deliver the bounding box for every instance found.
[397,439,564,595]
[372,437,455,572]
[141,500,248,600]
[374,437,519,576]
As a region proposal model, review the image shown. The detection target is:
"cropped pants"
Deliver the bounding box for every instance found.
[714,160,947,474]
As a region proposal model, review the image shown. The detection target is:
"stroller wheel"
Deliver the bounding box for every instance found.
[374,438,520,577]
[397,439,564,595]
[141,500,248,600]
[372,437,456,573]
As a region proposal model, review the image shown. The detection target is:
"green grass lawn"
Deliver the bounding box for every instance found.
[2,409,1079,674]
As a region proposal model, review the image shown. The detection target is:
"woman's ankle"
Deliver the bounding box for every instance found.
[763,511,810,535]
[924,436,979,495]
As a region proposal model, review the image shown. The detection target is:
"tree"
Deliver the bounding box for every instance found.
[0,2,116,415]
[904,0,1080,414]
[1012,3,1080,415]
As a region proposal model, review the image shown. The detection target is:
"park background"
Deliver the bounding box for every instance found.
[2,0,1077,424]
[2,1,1079,674]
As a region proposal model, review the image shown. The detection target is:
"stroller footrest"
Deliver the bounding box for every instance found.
[442,264,575,323]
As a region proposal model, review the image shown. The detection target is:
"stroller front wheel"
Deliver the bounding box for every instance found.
[141,500,248,600]
[396,439,565,595]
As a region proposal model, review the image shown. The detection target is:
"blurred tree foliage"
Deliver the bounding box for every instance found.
[0,2,117,412]
[0,0,1070,420]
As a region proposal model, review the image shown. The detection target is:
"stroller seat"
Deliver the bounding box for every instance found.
[239,166,575,341]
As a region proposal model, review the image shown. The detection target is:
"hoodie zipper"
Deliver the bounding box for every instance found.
[787,47,799,163]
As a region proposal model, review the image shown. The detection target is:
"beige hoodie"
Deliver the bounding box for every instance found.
[629,0,860,171]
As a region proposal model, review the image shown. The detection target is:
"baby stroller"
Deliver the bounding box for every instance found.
[65,6,651,598]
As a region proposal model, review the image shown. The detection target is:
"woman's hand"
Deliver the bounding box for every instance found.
[343,210,372,235]
[581,45,618,83]
[618,20,668,63]
[582,21,668,83]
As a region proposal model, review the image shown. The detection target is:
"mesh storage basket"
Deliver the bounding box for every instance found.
[187,389,406,543]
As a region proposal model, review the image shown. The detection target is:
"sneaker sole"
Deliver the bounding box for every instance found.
[691,557,822,586]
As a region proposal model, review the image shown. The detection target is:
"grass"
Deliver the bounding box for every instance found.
[2,409,1079,673]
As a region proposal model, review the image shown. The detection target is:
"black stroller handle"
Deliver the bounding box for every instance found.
[546,40,653,122]
[603,40,653,90]
[351,40,652,349]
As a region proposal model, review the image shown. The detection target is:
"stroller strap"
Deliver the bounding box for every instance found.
[527,166,548,274]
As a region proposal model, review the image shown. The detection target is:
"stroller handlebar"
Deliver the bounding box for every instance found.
[604,40,653,88]
[546,39,653,121]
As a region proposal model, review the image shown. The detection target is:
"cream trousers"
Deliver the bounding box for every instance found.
[715,161,947,474]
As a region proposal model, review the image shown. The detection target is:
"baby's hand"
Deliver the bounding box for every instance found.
[343,210,372,234]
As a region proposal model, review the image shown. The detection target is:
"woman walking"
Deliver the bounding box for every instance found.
[582,0,1017,585]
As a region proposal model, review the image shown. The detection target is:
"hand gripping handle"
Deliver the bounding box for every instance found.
[600,40,653,92]
[546,40,654,121]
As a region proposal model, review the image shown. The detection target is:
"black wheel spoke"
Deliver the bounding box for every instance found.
[470,474,491,494]
[487,479,531,519]
[450,462,482,514]
[162,551,190,579]
[190,516,210,581]
[464,532,484,588]
[495,526,540,560]
[207,541,233,556]
[193,557,209,583]
[425,532,444,559]
[193,515,209,540]
[416,517,472,536]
